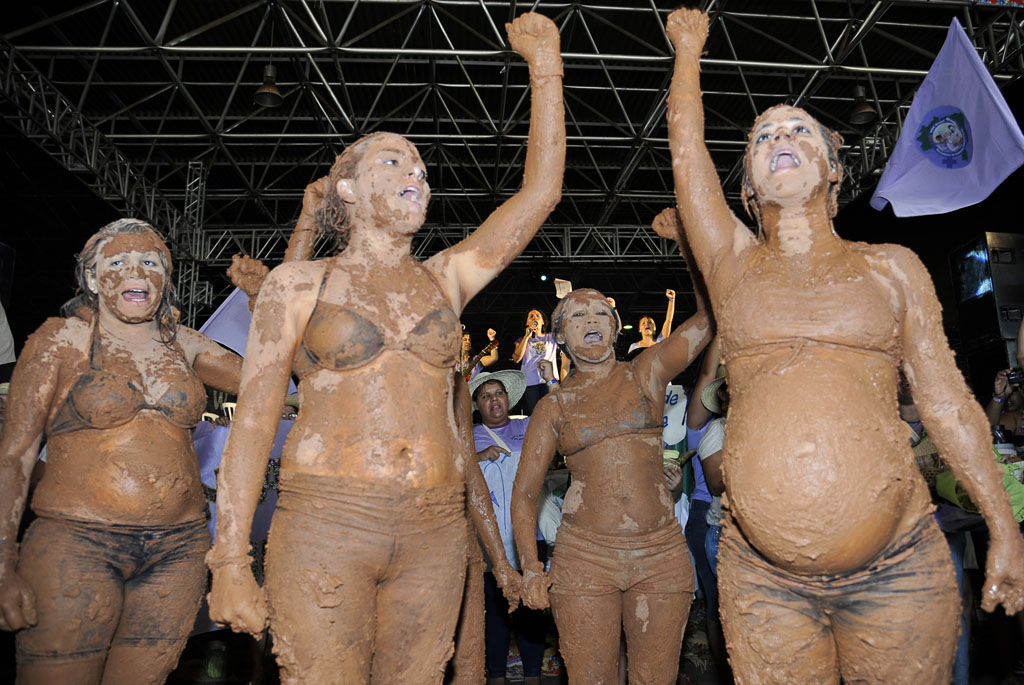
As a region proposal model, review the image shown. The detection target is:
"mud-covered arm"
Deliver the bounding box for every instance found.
[0,319,67,631]
[665,10,752,299]
[226,178,329,305]
[642,209,714,392]
[454,377,521,606]
[428,12,565,312]
[208,262,318,636]
[686,336,719,431]
[179,327,243,395]
[511,396,559,610]
[894,246,1024,615]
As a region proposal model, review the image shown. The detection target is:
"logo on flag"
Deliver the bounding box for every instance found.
[916,106,972,169]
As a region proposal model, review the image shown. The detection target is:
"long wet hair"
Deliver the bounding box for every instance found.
[61,218,178,344]
[740,104,845,233]
[316,131,392,254]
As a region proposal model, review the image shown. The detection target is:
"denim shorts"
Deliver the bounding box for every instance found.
[16,515,209,664]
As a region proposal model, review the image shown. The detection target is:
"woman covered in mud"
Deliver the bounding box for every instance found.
[510,211,711,685]
[0,219,243,683]
[665,9,1024,683]
[205,12,564,684]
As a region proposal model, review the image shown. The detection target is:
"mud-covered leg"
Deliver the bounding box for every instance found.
[263,510,381,685]
[102,524,208,684]
[15,519,122,685]
[448,537,485,684]
[621,589,690,685]
[717,522,839,685]
[549,590,622,685]
[832,520,960,684]
[371,519,467,685]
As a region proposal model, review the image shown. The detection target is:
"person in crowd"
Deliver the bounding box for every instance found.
[0,219,243,684]
[205,13,564,684]
[0,302,15,383]
[513,309,568,414]
[627,289,676,354]
[511,213,712,684]
[665,9,1024,683]
[469,369,547,685]
[986,367,1024,436]
[460,328,499,382]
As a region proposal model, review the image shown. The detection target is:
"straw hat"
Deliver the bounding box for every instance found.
[469,370,528,409]
[700,365,728,415]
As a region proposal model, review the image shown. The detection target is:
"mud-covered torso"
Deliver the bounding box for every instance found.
[31,318,207,525]
[716,245,932,574]
[552,361,678,536]
[283,257,464,487]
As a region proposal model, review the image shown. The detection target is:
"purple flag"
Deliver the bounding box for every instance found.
[198,288,297,394]
[870,18,1024,217]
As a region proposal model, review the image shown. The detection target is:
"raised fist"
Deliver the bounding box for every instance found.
[666,8,709,56]
[506,12,561,68]
[227,254,270,303]
[301,176,331,217]
[652,207,683,242]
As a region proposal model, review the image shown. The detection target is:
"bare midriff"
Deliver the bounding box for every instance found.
[283,350,461,488]
[723,345,932,575]
[562,432,678,536]
[32,413,205,525]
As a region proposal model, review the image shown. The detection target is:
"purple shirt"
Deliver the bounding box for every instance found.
[516,332,559,386]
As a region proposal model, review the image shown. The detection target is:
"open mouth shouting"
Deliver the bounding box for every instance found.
[770,148,801,172]
[122,287,151,305]
[399,185,422,204]
[583,329,604,344]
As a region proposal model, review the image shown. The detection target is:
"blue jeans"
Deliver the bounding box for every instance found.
[945,530,969,685]
[684,499,717,619]
[705,523,722,577]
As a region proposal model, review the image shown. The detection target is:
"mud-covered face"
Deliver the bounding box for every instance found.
[340,133,430,233]
[558,292,617,364]
[474,380,510,427]
[87,234,166,324]
[747,106,835,205]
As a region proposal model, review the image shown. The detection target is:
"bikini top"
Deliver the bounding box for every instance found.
[293,262,461,378]
[554,362,663,457]
[718,247,902,364]
[48,321,206,437]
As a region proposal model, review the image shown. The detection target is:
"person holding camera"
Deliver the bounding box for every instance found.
[986,367,1024,436]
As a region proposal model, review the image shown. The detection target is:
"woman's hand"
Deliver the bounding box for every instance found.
[0,566,37,632]
[981,535,1024,615]
[477,445,510,462]
[652,207,682,242]
[666,7,709,57]
[994,368,1014,400]
[493,560,523,610]
[227,254,270,304]
[538,360,555,383]
[208,562,269,637]
[663,461,683,494]
[666,288,676,302]
[520,560,551,610]
[300,176,330,218]
[506,13,561,74]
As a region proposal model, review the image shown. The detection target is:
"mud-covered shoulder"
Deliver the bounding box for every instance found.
[21,315,90,364]
[856,242,932,321]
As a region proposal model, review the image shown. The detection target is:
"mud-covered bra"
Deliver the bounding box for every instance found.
[293,262,461,378]
[554,362,663,457]
[48,321,206,437]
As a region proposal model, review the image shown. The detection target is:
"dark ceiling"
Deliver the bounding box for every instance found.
[2,0,1023,351]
